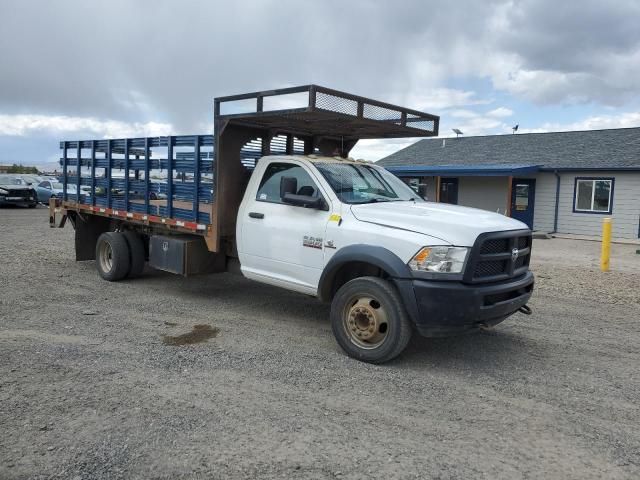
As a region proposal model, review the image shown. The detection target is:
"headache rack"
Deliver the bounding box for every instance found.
[53,85,439,252]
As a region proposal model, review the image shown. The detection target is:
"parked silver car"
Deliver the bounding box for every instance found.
[0,174,38,208]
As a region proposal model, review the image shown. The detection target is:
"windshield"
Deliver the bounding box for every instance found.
[0,175,22,185]
[315,162,423,204]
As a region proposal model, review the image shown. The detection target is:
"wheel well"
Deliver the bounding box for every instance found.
[327,261,390,301]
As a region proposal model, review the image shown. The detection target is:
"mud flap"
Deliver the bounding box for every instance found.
[71,213,112,261]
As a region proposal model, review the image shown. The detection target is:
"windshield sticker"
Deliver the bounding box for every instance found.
[303,235,323,249]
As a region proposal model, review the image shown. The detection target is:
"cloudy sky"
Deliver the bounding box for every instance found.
[2,0,640,169]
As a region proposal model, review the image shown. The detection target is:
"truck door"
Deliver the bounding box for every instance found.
[239,161,330,294]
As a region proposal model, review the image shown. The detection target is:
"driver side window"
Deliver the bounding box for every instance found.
[256,163,321,204]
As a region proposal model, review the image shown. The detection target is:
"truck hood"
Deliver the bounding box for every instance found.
[350,201,528,246]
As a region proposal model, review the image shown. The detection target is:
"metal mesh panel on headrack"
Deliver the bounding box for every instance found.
[363,103,402,123]
[315,92,359,116]
[406,113,436,132]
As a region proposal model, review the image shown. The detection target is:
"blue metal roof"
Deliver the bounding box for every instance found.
[385,164,542,177]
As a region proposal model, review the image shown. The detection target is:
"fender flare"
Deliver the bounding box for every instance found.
[318,244,412,302]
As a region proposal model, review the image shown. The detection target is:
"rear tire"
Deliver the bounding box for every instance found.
[96,232,131,281]
[330,276,412,364]
[122,230,146,278]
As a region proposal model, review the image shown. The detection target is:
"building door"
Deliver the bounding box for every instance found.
[439,177,458,204]
[510,178,536,229]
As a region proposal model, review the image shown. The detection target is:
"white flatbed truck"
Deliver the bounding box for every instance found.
[50,85,534,363]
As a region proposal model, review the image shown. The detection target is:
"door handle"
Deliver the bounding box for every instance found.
[248,212,264,219]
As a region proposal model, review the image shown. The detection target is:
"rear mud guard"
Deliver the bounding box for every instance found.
[71,213,112,261]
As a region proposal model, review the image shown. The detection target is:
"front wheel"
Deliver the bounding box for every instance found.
[330,277,412,364]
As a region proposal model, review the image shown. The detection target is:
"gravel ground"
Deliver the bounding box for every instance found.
[1,207,639,479]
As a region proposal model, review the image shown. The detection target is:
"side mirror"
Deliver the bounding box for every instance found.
[282,192,325,209]
[280,176,297,199]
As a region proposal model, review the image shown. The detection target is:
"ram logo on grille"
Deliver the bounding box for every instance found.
[511,248,520,262]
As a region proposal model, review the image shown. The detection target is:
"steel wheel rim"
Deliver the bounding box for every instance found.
[342,294,389,349]
[98,240,113,272]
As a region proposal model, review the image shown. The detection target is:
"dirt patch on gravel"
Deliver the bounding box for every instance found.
[162,324,219,346]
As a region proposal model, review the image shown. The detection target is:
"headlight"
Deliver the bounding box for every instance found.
[409,246,469,273]
[0,188,8,195]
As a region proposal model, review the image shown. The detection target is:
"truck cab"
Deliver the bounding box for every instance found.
[237,155,533,363]
[51,85,533,364]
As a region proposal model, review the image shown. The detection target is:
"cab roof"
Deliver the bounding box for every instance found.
[261,154,374,165]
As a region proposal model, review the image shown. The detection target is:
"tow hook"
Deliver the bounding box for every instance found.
[518,305,532,315]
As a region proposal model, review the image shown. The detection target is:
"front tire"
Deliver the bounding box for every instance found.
[96,232,131,281]
[330,277,412,364]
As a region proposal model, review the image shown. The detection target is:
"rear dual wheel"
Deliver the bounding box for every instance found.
[330,277,412,364]
[96,231,145,281]
[122,230,145,278]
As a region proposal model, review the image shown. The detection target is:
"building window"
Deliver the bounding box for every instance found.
[573,177,614,214]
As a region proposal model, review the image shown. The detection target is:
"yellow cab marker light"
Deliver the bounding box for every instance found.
[329,214,342,223]
[414,247,432,263]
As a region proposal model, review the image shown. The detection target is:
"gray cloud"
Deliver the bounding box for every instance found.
[1,0,441,129]
[488,0,640,105]
[502,1,640,73]
[1,0,640,164]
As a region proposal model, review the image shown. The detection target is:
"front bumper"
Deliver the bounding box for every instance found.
[0,195,37,207]
[398,271,534,337]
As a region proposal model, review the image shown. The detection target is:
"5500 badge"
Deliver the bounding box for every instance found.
[303,235,323,249]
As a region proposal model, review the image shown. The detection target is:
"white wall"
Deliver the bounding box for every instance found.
[424,176,437,201]
[555,171,640,239]
[527,173,556,232]
[457,176,509,214]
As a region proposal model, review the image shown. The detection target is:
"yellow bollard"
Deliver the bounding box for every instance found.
[600,217,612,272]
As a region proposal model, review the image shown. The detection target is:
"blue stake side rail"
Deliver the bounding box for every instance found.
[59,134,215,235]
[57,133,304,237]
